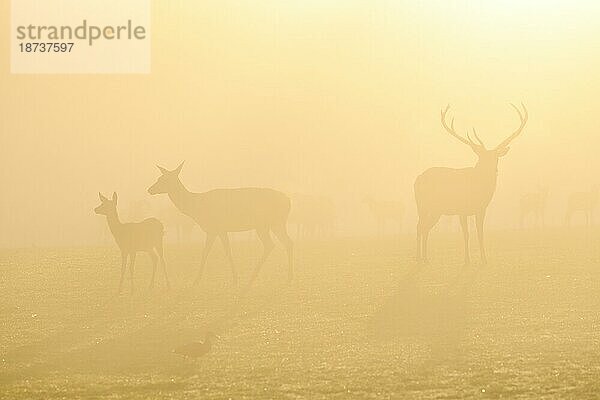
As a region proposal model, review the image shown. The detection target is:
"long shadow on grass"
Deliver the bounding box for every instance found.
[369,265,480,355]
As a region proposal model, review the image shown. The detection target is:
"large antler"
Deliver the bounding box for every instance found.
[441,105,482,149]
[495,103,528,150]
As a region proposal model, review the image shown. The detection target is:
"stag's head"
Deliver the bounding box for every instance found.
[95,192,118,216]
[147,162,184,195]
[441,103,528,172]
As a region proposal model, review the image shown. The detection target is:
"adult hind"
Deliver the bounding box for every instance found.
[147,162,293,288]
[95,192,170,294]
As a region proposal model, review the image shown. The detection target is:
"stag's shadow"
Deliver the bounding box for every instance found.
[369,266,479,344]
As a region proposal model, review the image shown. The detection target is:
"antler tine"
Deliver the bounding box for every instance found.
[521,102,529,120]
[466,130,474,145]
[496,102,528,150]
[440,105,474,148]
[472,127,486,149]
[509,103,524,122]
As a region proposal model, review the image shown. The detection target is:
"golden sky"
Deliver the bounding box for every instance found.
[1,1,600,246]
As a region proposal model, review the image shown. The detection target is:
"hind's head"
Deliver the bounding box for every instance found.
[148,162,184,195]
[94,192,118,216]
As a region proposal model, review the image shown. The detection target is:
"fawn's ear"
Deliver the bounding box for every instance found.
[99,192,108,202]
[157,165,168,175]
[174,161,185,175]
[112,192,118,204]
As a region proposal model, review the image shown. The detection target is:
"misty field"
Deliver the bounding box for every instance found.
[1,229,600,399]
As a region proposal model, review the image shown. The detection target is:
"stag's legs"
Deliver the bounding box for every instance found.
[118,252,128,294]
[247,228,274,288]
[476,212,487,265]
[148,250,158,289]
[220,233,238,286]
[272,224,294,283]
[156,240,170,289]
[129,252,137,293]
[417,214,440,265]
[194,233,216,286]
[416,220,423,263]
[460,215,470,266]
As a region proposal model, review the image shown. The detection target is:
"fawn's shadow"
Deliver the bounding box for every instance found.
[369,265,479,343]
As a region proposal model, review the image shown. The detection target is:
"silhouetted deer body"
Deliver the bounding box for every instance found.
[148,163,294,287]
[566,185,599,226]
[94,192,169,293]
[363,197,404,236]
[415,104,528,265]
[520,186,548,229]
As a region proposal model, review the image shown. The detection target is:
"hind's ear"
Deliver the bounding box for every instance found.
[174,161,185,175]
[112,192,118,204]
[99,192,108,202]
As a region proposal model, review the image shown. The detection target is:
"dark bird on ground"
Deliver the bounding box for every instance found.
[173,332,219,359]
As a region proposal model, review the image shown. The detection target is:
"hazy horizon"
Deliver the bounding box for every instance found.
[2,1,600,247]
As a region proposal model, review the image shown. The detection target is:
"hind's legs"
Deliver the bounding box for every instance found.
[148,250,158,289]
[246,228,274,290]
[220,233,238,286]
[272,224,294,283]
[129,252,137,294]
[194,233,216,286]
[118,252,128,294]
[156,240,170,289]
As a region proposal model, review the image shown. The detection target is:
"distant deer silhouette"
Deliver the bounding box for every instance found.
[520,186,548,229]
[565,185,599,227]
[94,192,169,293]
[289,194,335,239]
[415,103,528,265]
[147,162,294,287]
[363,196,404,236]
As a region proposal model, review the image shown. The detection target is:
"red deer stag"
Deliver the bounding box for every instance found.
[415,103,528,265]
[147,162,294,287]
[94,192,169,293]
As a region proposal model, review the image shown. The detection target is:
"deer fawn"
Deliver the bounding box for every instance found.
[520,186,549,229]
[95,192,170,293]
[565,185,599,227]
[415,103,528,266]
[147,162,294,288]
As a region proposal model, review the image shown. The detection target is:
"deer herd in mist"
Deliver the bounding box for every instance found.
[94,103,599,292]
